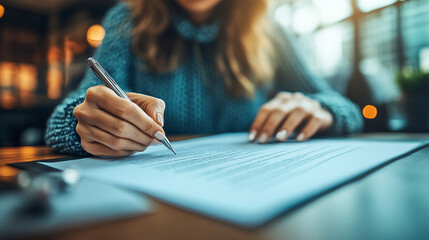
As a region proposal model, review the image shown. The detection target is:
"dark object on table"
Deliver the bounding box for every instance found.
[14,169,80,217]
[0,168,151,239]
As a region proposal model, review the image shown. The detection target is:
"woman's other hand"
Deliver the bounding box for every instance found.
[249,92,333,143]
[73,85,166,156]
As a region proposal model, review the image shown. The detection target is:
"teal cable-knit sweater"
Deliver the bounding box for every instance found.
[45,2,363,156]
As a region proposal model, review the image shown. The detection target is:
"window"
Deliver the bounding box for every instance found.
[313,0,352,24]
[273,0,354,93]
[401,0,429,69]
[312,22,354,92]
[291,3,319,35]
[273,0,427,89]
[273,0,429,132]
[358,0,397,12]
[360,6,398,73]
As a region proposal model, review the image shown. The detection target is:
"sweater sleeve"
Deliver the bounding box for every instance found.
[45,2,133,156]
[272,26,363,136]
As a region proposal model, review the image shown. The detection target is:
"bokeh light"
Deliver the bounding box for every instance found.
[87,24,105,48]
[313,0,352,25]
[0,4,5,19]
[363,105,378,119]
[0,62,16,87]
[47,68,63,99]
[0,166,19,182]
[46,46,63,100]
[18,64,37,92]
[358,0,397,13]
[1,90,16,109]
[274,5,292,28]
[292,5,319,35]
[47,46,62,64]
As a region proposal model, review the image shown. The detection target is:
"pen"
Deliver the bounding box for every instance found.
[86,57,176,155]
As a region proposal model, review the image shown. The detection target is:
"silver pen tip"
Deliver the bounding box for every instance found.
[160,137,177,155]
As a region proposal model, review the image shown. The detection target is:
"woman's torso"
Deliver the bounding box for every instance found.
[129,40,269,135]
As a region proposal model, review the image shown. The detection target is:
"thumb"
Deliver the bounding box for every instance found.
[127,93,166,127]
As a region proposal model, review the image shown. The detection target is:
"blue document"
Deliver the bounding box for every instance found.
[42,133,425,227]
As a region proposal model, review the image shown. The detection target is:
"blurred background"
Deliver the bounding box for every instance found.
[0,0,428,147]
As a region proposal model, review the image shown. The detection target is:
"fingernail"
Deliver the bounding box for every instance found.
[151,139,161,145]
[154,131,165,141]
[156,113,164,126]
[248,130,257,142]
[297,133,305,142]
[257,133,268,144]
[276,130,287,141]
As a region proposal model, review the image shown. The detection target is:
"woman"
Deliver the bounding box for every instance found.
[45,0,363,157]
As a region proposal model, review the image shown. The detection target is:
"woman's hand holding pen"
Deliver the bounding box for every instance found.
[73,85,166,156]
[249,92,333,144]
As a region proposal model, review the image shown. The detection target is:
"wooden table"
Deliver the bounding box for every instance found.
[1,133,429,240]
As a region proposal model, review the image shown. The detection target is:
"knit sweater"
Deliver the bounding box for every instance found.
[45,2,363,156]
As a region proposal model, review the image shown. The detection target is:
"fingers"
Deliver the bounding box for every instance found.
[255,109,288,143]
[250,104,308,144]
[75,86,167,156]
[81,140,136,157]
[85,86,165,141]
[128,92,166,127]
[276,108,308,142]
[253,100,304,143]
[297,115,324,142]
[249,91,334,143]
[85,85,130,111]
[249,106,272,142]
[87,108,154,146]
[76,122,147,152]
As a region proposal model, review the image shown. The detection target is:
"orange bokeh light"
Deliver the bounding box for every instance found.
[1,90,16,109]
[0,62,16,87]
[363,105,377,119]
[47,67,63,99]
[0,5,5,19]
[18,64,37,92]
[87,24,105,48]
[47,46,62,64]
[0,166,19,182]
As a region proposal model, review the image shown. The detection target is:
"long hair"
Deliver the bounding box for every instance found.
[126,0,276,98]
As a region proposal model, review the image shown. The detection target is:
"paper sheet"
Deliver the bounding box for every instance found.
[42,133,425,227]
